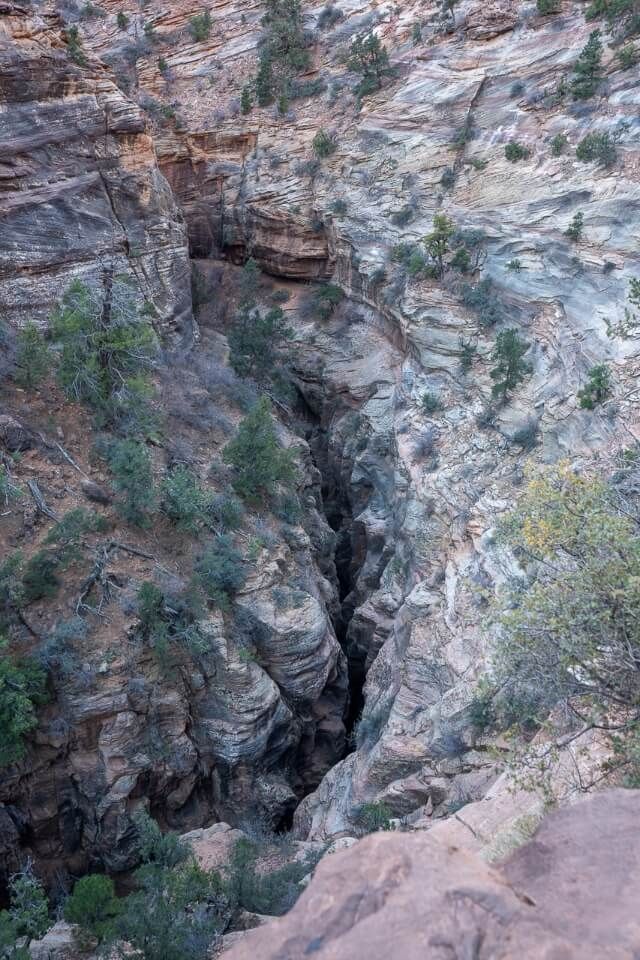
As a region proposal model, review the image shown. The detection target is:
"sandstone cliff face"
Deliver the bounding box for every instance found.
[223,789,640,959]
[1,0,639,890]
[0,4,192,336]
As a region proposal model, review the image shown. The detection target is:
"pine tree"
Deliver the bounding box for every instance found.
[223,397,295,504]
[423,214,455,279]
[14,323,49,389]
[490,329,532,401]
[571,30,603,99]
[241,85,253,114]
[347,32,390,96]
[51,274,158,435]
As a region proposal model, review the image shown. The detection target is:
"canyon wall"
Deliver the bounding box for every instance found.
[0,0,639,888]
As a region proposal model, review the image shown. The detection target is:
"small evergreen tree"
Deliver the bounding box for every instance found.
[240,85,253,114]
[565,211,584,241]
[195,536,246,610]
[223,398,295,504]
[64,875,120,945]
[0,641,48,768]
[312,129,337,158]
[51,277,159,436]
[423,214,455,279]
[228,260,291,382]
[577,363,612,409]
[107,439,155,526]
[117,10,128,29]
[347,32,390,96]
[490,329,532,402]
[189,10,212,41]
[161,466,211,535]
[571,29,603,99]
[504,141,531,162]
[576,131,617,166]
[14,324,49,389]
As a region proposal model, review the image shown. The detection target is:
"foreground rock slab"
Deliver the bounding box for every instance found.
[225,789,640,959]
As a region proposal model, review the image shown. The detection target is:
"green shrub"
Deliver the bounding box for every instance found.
[137,580,206,660]
[420,391,443,414]
[354,801,392,834]
[0,867,49,955]
[64,875,120,945]
[0,640,48,767]
[577,363,611,409]
[254,0,310,106]
[606,277,640,339]
[228,260,290,382]
[195,536,246,609]
[312,129,337,158]
[117,10,128,28]
[314,283,344,320]
[570,29,603,99]
[22,551,63,604]
[224,838,316,916]
[506,258,522,271]
[617,44,638,68]
[14,323,49,390]
[585,0,640,39]
[332,199,347,215]
[65,25,86,65]
[459,337,477,372]
[347,32,391,97]
[116,867,226,960]
[390,205,414,226]
[412,21,422,43]
[51,279,159,436]
[208,493,244,531]
[107,439,155,526]
[550,133,568,156]
[462,277,502,327]
[576,131,617,166]
[565,211,584,241]
[189,10,212,40]
[240,85,253,114]
[223,398,295,505]
[161,466,211,535]
[490,329,532,402]
[504,141,531,162]
[536,0,560,13]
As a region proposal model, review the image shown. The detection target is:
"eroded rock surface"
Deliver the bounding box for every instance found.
[224,789,640,959]
[0,3,192,335]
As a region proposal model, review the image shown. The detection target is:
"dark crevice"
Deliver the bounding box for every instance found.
[292,386,369,747]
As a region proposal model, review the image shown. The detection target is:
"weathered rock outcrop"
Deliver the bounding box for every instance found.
[0,3,192,335]
[224,789,640,959]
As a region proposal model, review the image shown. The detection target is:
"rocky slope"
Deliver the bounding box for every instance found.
[1,0,639,898]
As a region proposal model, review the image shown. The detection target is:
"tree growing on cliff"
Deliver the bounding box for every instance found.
[189,10,212,41]
[106,438,156,526]
[228,260,291,383]
[223,398,296,504]
[347,32,391,96]
[255,0,310,107]
[490,329,532,402]
[570,29,603,99]
[577,363,612,409]
[0,640,48,768]
[51,275,159,436]
[423,214,455,279]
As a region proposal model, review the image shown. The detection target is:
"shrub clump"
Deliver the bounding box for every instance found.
[312,129,337,158]
[504,141,531,162]
[576,131,617,167]
[577,363,612,409]
[189,10,212,41]
[0,639,48,767]
[347,32,391,97]
[223,397,296,505]
[106,439,156,526]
